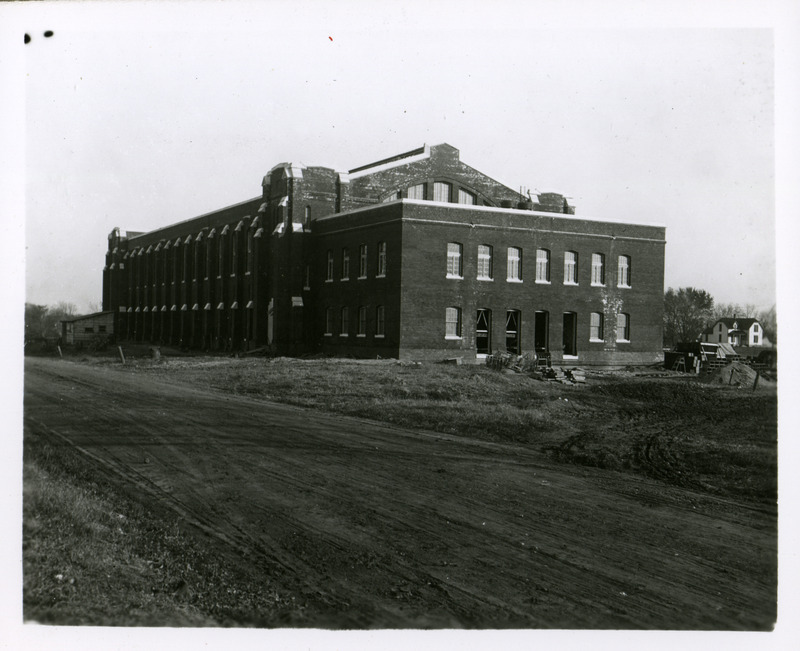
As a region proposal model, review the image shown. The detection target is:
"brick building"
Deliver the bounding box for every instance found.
[103,143,666,365]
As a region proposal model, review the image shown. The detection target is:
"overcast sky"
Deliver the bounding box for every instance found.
[8,1,797,316]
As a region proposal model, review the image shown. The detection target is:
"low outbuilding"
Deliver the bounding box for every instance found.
[61,311,115,347]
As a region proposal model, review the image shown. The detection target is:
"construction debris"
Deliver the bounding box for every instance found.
[485,352,537,373]
[485,353,588,384]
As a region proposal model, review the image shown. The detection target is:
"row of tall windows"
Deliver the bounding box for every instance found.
[445,308,631,345]
[325,305,386,337]
[384,182,479,205]
[447,243,632,287]
[326,242,387,282]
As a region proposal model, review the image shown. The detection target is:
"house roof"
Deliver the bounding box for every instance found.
[712,317,760,330]
[60,310,115,324]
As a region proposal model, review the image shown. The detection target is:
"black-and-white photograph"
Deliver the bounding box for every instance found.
[3,1,798,649]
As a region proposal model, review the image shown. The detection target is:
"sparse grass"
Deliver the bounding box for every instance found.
[110,356,777,504]
[23,427,303,626]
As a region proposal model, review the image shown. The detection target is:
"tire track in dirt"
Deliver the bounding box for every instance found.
[23,358,777,629]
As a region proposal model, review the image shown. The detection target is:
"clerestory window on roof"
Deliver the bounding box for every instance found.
[433,182,451,203]
[458,188,476,205]
[407,183,426,200]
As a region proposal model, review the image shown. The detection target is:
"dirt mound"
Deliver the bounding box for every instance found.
[701,361,775,388]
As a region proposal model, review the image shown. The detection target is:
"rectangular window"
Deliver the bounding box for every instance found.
[325,308,333,335]
[617,255,631,287]
[591,253,605,286]
[341,247,350,280]
[458,188,476,205]
[340,306,349,336]
[84,327,94,334]
[476,309,491,354]
[407,183,425,200]
[447,242,463,278]
[445,307,462,339]
[507,247,522,282]
[377,241,387,277]
[326,250,334,281]
[616,313,630,342]
[506,310,521,354]
[357,306,367,336]
[590,312,604,341]
[359,244,367,278]
[375,305,385,337]
[754,334,759,344]
[564,251,578,284]
[477,245,493,280]
[433,182,451,203]
[535,248,550,283]
[98,325,107,333]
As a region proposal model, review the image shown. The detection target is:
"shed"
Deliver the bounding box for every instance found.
[61,311,115,346]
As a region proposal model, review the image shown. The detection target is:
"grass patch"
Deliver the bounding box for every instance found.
[95,356,778,504]
[23,427,303,626]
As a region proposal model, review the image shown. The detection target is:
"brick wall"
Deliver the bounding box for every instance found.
[312,203,403,358]
[397,202,665,365]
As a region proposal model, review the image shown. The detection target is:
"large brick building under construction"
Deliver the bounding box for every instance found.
[103,143,666,365]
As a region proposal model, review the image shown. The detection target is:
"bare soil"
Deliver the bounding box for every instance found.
[23,356,777,629]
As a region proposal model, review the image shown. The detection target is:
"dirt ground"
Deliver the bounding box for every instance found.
[23,357,777,629]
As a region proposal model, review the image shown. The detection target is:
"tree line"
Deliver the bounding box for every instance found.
[24,302,81,342]
[663,288,776,348]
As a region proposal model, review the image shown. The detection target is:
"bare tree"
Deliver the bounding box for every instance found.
[24,302,81,342]
[712,302,758,321]
[757,305,777,345]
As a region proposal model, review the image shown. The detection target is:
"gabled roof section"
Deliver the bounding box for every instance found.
[346,145,432,179]
[348,144,430,175]
[714,317,760,330]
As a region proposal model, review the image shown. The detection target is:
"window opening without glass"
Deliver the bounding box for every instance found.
[476,309,491,355]
[563,312,577,356]
[506,310,521,354]
[534,311,549,352]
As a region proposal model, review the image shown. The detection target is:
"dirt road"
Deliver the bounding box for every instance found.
[23,358,776,629]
